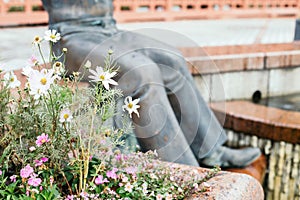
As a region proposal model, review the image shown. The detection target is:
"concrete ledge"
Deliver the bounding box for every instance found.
[266,50,300,69]
[171,164,264,200]
[181,42,300,75]
[187,53,265,74]
[142,162,265,199]
[211,101,300,144]
[180,42,300,56]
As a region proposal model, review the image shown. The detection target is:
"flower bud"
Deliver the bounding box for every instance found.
[108,49,114,55]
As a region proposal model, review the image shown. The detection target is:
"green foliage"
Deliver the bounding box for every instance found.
[0,29,219,199]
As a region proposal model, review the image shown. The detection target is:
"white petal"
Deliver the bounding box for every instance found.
[103,82,110,90]
[110,71,117,77]
[108,79,118,86]
[132,98,140,105]
[96,66,104,74]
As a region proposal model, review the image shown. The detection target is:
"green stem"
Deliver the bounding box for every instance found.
[78,134,83,193]
[49,42,53,64]
[37,44,47,68]
[47,91,57,136]
[82,108,96,191]
[63,122,77,159]
[59,167,73,195]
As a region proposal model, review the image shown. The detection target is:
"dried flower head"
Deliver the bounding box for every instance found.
[33,35,42,45]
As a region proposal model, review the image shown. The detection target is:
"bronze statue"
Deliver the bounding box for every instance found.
[42,0,261,168]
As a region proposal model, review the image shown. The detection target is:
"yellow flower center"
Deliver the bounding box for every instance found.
[40,77,47,85]
[99,75,105,81]
[63,113,69,119]
[10,77,14,82]
[41,139,46,143]
[128,103,133,109]
[50,34,56,39]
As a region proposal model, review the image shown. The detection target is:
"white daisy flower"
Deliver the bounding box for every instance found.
[59,109,73,123]
[88,66,118,90]
[29,146,36,152]
[28,69,55,99]
[3,71,21,88]
[122,96,140,118]
[124,182,133,193]
[44,29,61,43]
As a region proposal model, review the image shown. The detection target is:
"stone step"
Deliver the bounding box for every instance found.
[225,154,267,185]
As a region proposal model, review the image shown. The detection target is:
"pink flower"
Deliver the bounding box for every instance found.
[125,166,137,175]
[28,55,38,66]
[80,191,89,198]
[10,175,17,182]
[40,157,49,162]
[0,170,2,176]
[35,157,49,167]
[49,176,54,185]
[65,195,75,200]
[115,154,122,161]
[34,160,43,167]
[106,168,118,179]
[28,176,42,187]
[20,164,34,178]
[95,175,109,185]
[39,186,43,191]
[36,133,50,147]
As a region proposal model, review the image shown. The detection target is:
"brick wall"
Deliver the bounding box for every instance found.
[1,0,300,26]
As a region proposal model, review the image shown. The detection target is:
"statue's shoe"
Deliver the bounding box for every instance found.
[199,146,261,169]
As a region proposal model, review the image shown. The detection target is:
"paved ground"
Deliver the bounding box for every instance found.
[0,18,296,70]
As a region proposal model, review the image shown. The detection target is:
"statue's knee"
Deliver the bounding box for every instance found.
[117,63,162,95]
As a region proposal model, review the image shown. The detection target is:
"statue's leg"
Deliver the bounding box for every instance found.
[138,46,261,168]
[139,49,227,159]
[114,52,200,166]
[57,31,199,166]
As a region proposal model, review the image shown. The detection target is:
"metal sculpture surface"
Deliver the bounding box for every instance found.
[42,0,261,167]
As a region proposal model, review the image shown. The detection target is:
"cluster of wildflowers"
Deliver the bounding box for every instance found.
[0,29,219,199]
